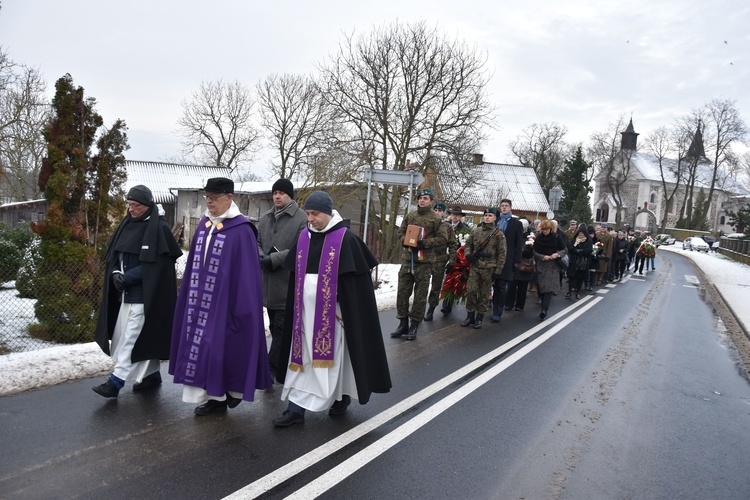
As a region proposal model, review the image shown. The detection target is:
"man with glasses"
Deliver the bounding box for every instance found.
[170,178,272,415]
[93,185,183,398]
[490,199,523,323]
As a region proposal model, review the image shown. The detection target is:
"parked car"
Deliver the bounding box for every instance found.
[683,236,710,252]
[655,234,676,246]
[701,235,718,251]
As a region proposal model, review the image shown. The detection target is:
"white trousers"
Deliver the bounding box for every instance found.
[111,303,160,383]
[281,274,358,412]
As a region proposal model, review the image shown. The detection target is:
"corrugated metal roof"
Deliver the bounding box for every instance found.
[124,161,232,204]
[436,159,550,213]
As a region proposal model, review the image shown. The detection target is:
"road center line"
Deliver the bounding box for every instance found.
[286,297,604,499]
[225,296,599,499]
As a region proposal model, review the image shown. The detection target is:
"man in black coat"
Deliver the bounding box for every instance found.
[93,185,183,397]
[273,191,391,427]
[491,199,524,322]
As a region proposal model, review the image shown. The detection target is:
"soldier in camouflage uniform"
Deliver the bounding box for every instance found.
[424,203,450,321]
[461,208,506,329]
[390,189,448,341]
[564,220,578,245]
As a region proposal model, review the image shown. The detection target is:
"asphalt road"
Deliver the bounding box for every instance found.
[1,251,749,499]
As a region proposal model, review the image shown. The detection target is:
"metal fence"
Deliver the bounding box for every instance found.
[0,256,187,355]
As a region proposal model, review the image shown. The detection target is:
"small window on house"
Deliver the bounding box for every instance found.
[650,193,656,204]
[666,198,674,214]
[596,204,609,223]
[720,215,725,225]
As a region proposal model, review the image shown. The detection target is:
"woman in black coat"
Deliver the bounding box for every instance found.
[566,225,593,299]
[613,230,630,281]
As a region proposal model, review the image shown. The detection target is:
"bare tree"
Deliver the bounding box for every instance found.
[256,73,338,182]
[642,126,680,232]
[177,79,261,178]
[0,47,49,201]
[509,122,571,196]
[588,116,633,227]
[693,98,749,225]
[319,20,495,261]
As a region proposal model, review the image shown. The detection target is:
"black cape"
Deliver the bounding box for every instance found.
[275,219,392,404]
[94,209,183,362]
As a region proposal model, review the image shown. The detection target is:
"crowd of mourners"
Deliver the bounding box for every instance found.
[88,180,658,429]
[390,189,658,334]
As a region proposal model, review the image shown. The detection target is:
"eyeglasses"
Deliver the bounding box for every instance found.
[126,202,145,209]
[203,193,227,201]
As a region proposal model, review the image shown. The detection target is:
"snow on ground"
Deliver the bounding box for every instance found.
[2,248,749,398]
[0,264,400,396]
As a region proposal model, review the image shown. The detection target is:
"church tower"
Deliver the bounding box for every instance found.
[620,117,639,151]
[686,120,707,160]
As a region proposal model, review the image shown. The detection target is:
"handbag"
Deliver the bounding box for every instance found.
[517,258,535,274]
[555,254,569,270]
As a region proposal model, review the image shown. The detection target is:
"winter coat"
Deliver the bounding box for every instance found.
[613,236,629,261]
[498,216,525,281]
[533,231,568,294]
[257,200,308,310]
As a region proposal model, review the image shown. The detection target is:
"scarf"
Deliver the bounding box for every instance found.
[289,213,346,371]
[534,230,561,256]
[497,212,512,233]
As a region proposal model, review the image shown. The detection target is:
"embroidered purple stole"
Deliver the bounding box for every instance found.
[290,227,346,371]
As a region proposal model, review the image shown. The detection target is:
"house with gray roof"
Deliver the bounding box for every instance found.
[422,154,550,224]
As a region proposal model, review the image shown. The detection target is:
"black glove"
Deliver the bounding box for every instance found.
[465,253,478,264]
[445,263,454,274]
[492,273,500,281]
[416,240,425,250]
[111,272,125,292]
[260,255,273,271]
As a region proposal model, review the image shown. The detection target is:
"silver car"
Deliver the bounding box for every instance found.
[683,237,709,252]
[655,234,675,246]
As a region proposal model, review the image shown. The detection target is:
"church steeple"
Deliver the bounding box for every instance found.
[687,120,706,159]
[620,117,639,151]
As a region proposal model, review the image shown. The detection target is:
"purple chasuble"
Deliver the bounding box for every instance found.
[169,215,271,399]
[290,227,346,371]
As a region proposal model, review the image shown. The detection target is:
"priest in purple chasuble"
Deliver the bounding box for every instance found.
[169,178,272,416]
[272,191,392,427]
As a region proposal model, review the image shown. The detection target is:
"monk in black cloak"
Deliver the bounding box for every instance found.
[93,185,182,397]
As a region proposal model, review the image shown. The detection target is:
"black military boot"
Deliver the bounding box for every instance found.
[473,314,484,329]
[405,319,419,341]
[390,318,409,338]
[460,311,475,327]
[424,306,436,322]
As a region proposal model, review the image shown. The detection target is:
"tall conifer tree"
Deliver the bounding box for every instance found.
[556,146,593,225]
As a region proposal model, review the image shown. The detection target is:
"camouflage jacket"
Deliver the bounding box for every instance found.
[398,206,449,264]
[464,222,507,274]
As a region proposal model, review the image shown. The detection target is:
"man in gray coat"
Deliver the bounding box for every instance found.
[258,179,307,378]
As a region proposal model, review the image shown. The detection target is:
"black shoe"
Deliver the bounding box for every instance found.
[539,308,547,321]
[273,410,305,427]
[226,393,242,409]
[133,371,162,391]
[490,315,501,323]
[514,307,524,311]
[460,312,475,327]
[504,306,513,311]
[390,318,409,338]
[92,379,120,398]
[194,399,228,416]
[329,395,352,416]
[440,304,452,315]
[473,314,484,329]
[405,319,419,341]
[424,306,435,322]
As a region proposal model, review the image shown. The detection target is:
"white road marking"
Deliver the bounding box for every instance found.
[224,297,602,499]
[284,297,604,499]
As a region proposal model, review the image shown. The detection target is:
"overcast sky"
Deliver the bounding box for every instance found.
[2,0,748,178]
